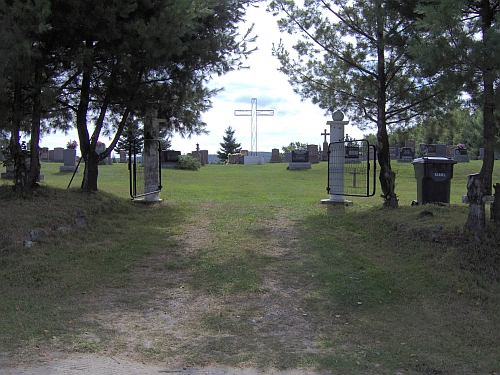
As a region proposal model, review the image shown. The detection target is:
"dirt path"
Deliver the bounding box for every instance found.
[1,204,326,375]
[0,353,320,375]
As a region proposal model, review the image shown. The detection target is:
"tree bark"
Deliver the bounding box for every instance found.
[376,0,398,208]
[81,150,99,191]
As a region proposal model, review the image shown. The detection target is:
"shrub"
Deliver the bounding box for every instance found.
[178,155,202,170]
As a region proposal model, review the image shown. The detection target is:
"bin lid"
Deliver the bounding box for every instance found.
[411,157,457,164]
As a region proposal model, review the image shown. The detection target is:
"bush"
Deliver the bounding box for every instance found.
[178,155,202,170]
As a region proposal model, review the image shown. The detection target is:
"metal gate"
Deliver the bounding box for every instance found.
[128,140,162,199]
[327,139,376,197]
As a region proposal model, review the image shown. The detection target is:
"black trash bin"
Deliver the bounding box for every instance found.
[412,157,457,204]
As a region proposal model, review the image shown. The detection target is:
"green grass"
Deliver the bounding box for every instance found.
[0,160,499,374]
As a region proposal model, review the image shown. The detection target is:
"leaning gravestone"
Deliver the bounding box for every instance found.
[288,149,311,170]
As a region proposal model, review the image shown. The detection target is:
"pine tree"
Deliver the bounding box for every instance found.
[217,126,241,161]
[269,0,456,207]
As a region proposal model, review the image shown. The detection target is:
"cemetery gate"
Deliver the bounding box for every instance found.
[327,139,377,197]
[128,140,162,199]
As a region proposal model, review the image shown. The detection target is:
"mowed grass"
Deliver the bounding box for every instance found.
[0,160,499,374]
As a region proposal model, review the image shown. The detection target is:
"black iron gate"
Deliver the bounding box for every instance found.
[128,140,162,199]
[327,139,377,197]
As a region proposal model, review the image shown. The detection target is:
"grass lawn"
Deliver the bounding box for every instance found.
[0,160,499,374]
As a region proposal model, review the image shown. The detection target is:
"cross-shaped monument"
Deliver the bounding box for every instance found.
[234,98,274,156]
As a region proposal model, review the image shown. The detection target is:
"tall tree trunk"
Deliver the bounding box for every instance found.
[76,46,96,191]
[376,0,398,208]
[81,150,99,191]
[28,62,42,188]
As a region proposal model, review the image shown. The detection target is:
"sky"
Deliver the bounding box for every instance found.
[38,3,365,156]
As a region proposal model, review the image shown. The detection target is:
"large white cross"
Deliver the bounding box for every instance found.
[234,98,274,156]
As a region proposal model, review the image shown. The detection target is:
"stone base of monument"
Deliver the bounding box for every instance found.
[320,198,353,206]
[244,156,264,165]
[453,155,470,162]
[60,166,80,172]
[288,162,311,170]
[132,197,162,204]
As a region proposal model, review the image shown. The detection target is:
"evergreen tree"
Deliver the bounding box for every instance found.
[411,0,500,231]
[269,0,456,207]
[217,126,241,161]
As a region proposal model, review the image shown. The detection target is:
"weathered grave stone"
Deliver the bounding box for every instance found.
[161,150,181,168]
[454,147,470,162]
[283,152,292,163]
[389,146,399,160]
[119,150,127,163]
[419,144,447,157]
[60,148,79,172]
[53,147,64,162]
[40,147,50,161]
[405,139,416,152]
[307,144,320,164]
[200,150,209,166]
[270,148,281,163]
[289,149,311,169]
[398,147,415,162]
[244,156,264,165]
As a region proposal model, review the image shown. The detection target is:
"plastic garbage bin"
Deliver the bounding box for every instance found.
[412,157,457,204]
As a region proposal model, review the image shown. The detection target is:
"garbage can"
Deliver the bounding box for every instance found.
[412,157,457,204]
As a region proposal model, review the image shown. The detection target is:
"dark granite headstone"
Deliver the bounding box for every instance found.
[292,150,309,162]
[398,147,415,162]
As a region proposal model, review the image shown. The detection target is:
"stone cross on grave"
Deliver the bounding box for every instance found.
[234,98,274,156]
[321,129,330,144]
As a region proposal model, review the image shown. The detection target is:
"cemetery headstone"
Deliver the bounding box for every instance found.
[419,143,447,158]
[161,150,181,168]
[40,147,50,161]
[120,150,127,163]
[53,147,64,162]
[307,144,320,164]
[288,149,311,169]
[200,150,209,166]
[454,147,470,162]
[60,148,79,172]
[321,129,330,161]
[405,139,416,152]
[389,146,399,160]
[398,147,415,162]
[292,150,309,162]
[283,152,292,163]
[345,143,361,163]
[270,148,281,163]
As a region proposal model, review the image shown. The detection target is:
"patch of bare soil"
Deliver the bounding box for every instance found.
[1,204,329,374]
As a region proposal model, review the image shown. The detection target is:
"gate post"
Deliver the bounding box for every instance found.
[143,109,161,202]
[322,110,350,205]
